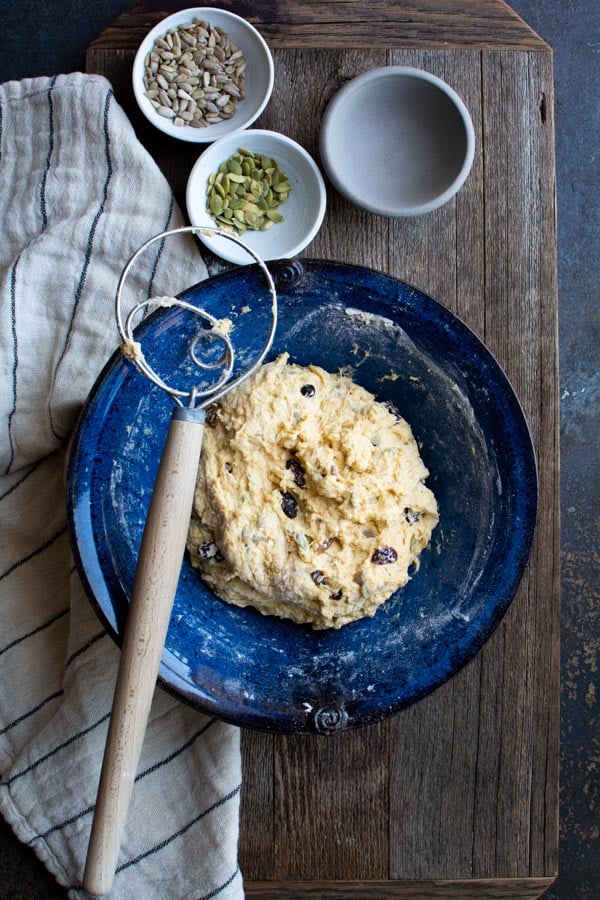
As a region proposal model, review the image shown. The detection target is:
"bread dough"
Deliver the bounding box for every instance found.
[187,354,438,629]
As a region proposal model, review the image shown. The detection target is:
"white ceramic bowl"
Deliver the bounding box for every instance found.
[132,7,274,143]
[320,66,475,217]
[186,129,327,264]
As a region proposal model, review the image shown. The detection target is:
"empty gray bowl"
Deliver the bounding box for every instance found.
[320,66,475,217]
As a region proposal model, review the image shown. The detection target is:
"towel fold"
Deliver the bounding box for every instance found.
[0,73,243,899]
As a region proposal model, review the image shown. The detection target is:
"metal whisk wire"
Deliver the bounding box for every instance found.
[114,224,278,406]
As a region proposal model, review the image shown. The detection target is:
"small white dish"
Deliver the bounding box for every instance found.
[186,129,327,265]
[132,7,274,143]
[320,66,475,217]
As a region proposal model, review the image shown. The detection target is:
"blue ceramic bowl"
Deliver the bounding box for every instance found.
[67,260,537,734]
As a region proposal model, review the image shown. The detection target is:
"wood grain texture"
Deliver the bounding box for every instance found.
[244,877,556,898]
[272,725,390,879]
[88,1,550,52]
[384,46,559,882]
[85,3,559,895]
[480,49,560,879]
[239,731,274,880]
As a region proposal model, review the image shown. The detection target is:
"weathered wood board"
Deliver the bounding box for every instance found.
[87,3,559,896]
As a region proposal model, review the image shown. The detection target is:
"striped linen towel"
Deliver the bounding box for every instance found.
[0,74,243,899]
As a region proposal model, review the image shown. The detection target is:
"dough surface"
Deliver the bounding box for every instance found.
[187,354,438,629]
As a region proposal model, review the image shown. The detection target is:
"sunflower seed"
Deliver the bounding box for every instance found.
[143,17,246,128]
[223,82,240,98]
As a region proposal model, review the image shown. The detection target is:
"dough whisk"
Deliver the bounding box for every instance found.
[83,226,277,897]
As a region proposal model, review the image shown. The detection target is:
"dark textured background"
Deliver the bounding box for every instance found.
[0,2,597,897]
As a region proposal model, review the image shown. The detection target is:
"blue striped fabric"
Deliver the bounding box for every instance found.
[0,74,242,900]
[39,75,57,233]
[47,87,114,441]
[5,253,20,474]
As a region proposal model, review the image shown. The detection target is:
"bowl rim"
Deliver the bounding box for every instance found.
[185,128,328,264]
[320,65,476,217]
[132,6,275,144]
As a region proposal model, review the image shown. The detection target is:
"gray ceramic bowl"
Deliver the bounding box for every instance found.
[320,66,475,217]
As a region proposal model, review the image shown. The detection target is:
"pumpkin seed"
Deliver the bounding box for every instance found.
[205,147,293,234]
[209,194,223,216]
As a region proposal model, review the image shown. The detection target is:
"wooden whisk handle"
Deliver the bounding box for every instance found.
[83,407,205,896]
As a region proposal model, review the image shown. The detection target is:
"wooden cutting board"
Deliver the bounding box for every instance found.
[87,3,560,897]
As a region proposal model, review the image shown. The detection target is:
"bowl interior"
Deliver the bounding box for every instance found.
[132,7,274,143]
[186,130,326,264]
[321,68,474,215]
[68,261,537,734]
